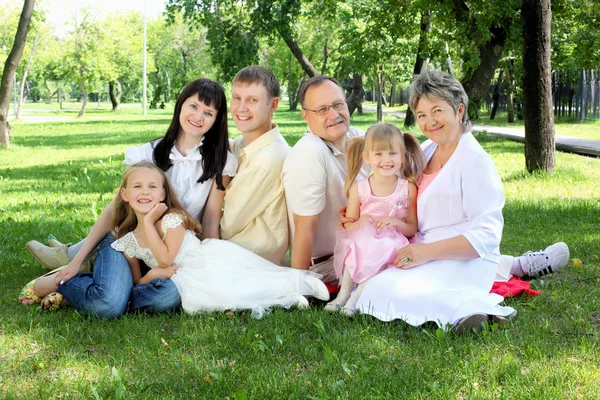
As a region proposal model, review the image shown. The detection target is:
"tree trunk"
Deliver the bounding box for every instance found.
[109,80,121,111]
[0,0,35,147]
[347,74,364,116]
[276,26,318,78]
[16,33,39,120]
[389,79,396,108]
[444,41,454,76]
[504,61,515,123]
[462,25,508,122]
[78,84,88,118]
[490,69,504,120]
[404,9,431,128]
[292,74,307,111]
[376,71,384,122]
[320,42,328,75]
[522,0,555,173]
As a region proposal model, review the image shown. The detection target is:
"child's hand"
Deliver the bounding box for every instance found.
[376,216,399,229]
[144,203,168,224]
[146,265,178,281]
[358,214,374,224]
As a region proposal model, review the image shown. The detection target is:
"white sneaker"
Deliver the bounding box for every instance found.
[304,275,330,301]
[521,242,570,278]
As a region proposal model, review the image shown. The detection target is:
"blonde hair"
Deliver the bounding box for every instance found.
[111,162,204,239]
[344,123,426,198]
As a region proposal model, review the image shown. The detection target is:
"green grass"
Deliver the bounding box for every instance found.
[1,104,600,398]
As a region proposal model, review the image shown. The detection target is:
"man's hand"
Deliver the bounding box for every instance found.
[338,206,356,230]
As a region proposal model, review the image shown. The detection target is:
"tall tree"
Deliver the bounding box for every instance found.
[0,0,35,147]
[521,0,555,172]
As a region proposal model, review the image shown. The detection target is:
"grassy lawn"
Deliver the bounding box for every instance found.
[1,104,599,398]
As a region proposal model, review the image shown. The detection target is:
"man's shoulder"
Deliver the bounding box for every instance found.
[347,126,365,138]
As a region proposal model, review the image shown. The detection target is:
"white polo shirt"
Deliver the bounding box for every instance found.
[282,126,369,259]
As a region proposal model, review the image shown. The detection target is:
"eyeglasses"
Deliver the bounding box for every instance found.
[303,101,347,116]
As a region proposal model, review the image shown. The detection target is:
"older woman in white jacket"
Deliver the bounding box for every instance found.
[357,70,561,332]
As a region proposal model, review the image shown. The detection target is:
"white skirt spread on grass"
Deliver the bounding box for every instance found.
[356,258,516,329]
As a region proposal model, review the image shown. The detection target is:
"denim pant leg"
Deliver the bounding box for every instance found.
[129,278,181,314]
[58,234,132,318]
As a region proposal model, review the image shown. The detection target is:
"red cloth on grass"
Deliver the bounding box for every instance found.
[490,276,541,298]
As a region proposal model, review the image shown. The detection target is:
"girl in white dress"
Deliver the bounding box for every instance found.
[110,162,330,318]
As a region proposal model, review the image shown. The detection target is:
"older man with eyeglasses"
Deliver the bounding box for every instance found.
[282,76,370,283]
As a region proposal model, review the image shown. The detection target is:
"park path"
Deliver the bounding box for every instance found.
[362,106,600,157]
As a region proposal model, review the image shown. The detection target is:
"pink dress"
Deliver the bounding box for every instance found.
[333,177,410,283]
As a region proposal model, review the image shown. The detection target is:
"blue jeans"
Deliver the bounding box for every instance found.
[58,234,180,318]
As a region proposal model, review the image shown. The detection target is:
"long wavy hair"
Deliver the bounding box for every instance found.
[152,79,229,190]
[111,162,204,240]
[345,123,426,197]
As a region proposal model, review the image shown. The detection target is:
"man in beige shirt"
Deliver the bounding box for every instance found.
[220,66,290,265]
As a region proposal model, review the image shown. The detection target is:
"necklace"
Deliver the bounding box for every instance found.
[431,146,453,170]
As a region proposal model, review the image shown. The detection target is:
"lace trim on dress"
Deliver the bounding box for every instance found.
[161,213,184,232]
[111,233,141,259]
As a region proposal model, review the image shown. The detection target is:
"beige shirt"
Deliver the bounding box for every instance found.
[220,125,290,265]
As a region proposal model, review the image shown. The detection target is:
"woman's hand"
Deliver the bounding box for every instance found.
[144,203,168,225]
[54,260,83,287]
[394,243,431,269]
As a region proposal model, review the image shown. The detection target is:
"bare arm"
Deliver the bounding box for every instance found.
[342,184,364,230]
[290,213,319,270]
[144,207,186,268]
[54,198,116,287]
[125,253,142,283]
[202,176,231,238]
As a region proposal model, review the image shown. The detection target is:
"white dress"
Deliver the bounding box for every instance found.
[112,214,322,318]
[356,132,516,328]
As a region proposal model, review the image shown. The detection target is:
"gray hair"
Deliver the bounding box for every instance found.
[409,70,472,131]
[298,75,343,108]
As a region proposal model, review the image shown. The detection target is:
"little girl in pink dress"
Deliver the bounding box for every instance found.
[326,123,425,316]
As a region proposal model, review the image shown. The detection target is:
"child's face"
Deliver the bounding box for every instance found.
[179,95,218,142]
[364,146,403,178]
[121,168,166,215]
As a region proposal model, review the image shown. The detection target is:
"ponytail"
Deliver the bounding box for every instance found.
[400,132,426,186]
[344,137,365,198]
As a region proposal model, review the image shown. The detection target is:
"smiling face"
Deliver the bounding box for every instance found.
[301,80,350,147]
[120,167,166,216]
[414,96,464,147]
[230,83,278,136]
[178,95,218,142]
[364,146,403,179]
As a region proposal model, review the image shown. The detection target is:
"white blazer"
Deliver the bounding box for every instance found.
[415,131,505,264]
